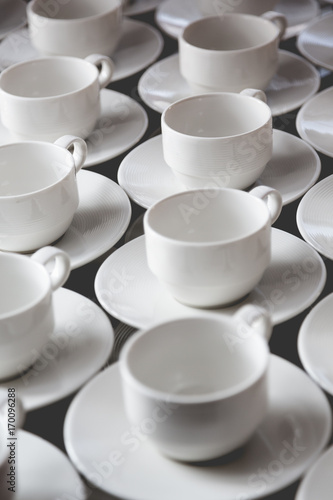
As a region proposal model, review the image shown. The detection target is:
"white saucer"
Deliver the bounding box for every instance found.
[47,170,131,270]
[10,430,89,500]
[155,0,320,41]
[0,0,26,41]
[0,89,148,167]
[124,0,165,16]
[64,357,332,500]
[296,175,333,260]
[297,86,333,158]
[118,130,321,208]
[0,288,114,412]
[295,445,333,500]
[0,19,164,80]
[297,12,333,71]
[298,293,333,397]
[94,229,326,328]
[138,51,320,117]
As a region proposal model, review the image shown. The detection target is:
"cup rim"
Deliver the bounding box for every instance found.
[0,141,76,200]
[28,0,122,23]
[181,13,281,53]
[119,316,269,404]
[0,253,51,320]
[161,92,272,140]
[144,188,271,246]
[0,56,100,101]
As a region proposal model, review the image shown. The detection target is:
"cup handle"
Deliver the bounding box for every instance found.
[31,247,71,291]
[54,135,87,173]
[234,304,272,342]
[249,185,282,225]
[261,11,287,40]
[84,54,114,88]
[240,88,267,103]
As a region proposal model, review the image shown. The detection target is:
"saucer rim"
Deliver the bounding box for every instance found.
[296,11,333,72]
[84,88,149,167]
[54,169,132,270]
[94,229,327,328]
[296,87,333,158]
[124,0,164,16]
[296,174,333,260]
[295,445,333,500]
[137,50,320,117]
[0,287,115,411]
[298,292,333,396]
[16,430,88,499]
[117,129,321,208]
[64,356,332,500]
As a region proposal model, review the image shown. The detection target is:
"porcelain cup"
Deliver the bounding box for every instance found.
[197,0,279,16]
[0,135,87,253]
[120,310,270,461]
[27,0,123,58]
[161,89,272,190]
[179,12,286,93]
[0,54,114,142]
[144,186,282,308]
[0,247,71,381]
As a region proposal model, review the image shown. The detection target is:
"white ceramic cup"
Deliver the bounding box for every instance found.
[120,311,270,462]
[179,12,286,93]
[197,0,279,16]
[0,135,87,253]
[161,89,272,190]
[27,0,123,58]
[0,54,114,142]
[144,186,282,308]
[0,247,71,380]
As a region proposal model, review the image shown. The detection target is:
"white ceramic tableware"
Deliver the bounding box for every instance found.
[64,356,332,500]
[143,186,282,308]
[297,12,333,71]
[0,54,114,142]
[0,247,70,381]
[120,310,270,461]
[138,51,320,117]
[179,12,286,93]
[27,0,123,58]
[118,129,321,208]
[197,0,278,16]
[161,89,272,189]
[0,135,87,253]
[295,445,333,500]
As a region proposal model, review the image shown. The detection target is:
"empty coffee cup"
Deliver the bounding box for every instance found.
[0,247,71,380]
[144,186,282,308]
[197,0,278,16]
[161,90,272,190]
[179,12,286,93]
[0,135,87,253]
[0,54,114,142]
[27,0,123,58]
[120,310,270,461]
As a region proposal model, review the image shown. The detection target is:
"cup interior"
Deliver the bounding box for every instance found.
[183,15,279,51]
[122,317,268,401]
[0,143,73,196]
[0,58,97,98]
[32,0,121,19]
[163,94,270,137]
[146,189,268,244]
[0,256,49,316]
